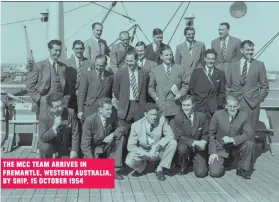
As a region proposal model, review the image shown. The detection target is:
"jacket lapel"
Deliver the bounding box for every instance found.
[225,37,233,61]
[138,69,144,95]
[58,62,66,90]
[191,112,199,136]
[234,60,241,82]
[191,41,198,64]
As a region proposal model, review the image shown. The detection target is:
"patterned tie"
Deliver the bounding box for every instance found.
[188,42,193,53]
[166,65,171,78]
[130,71,138,99]
[208,68,212,77]
[52,61,57,74]
[77,59,81,78]
[240,60,248,85]
[155,44,160,52]
[221,38,227,61]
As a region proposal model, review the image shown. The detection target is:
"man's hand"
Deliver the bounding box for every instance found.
[77,112,84,120]
[174,92,181,101]
[208,154,219,165]
[52,115,61,133]
[194,140,207,150]
[103,133,115,144]
[149,144,162,159]
[222,136,235,144]
[70,151,78,158]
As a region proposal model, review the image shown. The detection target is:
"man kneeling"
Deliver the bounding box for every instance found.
[125,103,177,181]
[208,95,255,179]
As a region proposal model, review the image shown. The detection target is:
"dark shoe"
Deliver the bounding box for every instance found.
[155,171,166,181]
[115,173,124,180]
[236,168,251,179]
[132,170,145,177]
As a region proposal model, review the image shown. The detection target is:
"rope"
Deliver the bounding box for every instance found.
[121,2,132,23]
[168,2,191,45]
[137,25,152,44]
[254,32,279,59]
[163,2,184,32]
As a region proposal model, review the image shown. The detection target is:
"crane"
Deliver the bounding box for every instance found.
[23,25,35,72]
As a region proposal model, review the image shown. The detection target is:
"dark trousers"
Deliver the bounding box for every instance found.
[39,139,70,158]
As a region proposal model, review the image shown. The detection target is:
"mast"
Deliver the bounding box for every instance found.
[101,2,117,24]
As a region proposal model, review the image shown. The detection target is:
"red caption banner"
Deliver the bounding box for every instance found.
[1,159,115,189]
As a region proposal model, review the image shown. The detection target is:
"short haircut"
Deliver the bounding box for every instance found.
[204,49,217,58]
[95,54,107,64]
[125,50,139,61]
[98,97,112,108]
[135,41,146,49]
[184,27,195,35]
[160,44,172,55]
[144,103,160,113]
[72,40,84,49]
[92,22,102,30]
[48,40,62,49]
[220,22,230,29]
[241,40,254,49]
[46,93,64,107]
[119,31,130,37]
[153,28,163,36]
[180,95,195,104]
[225,95,239,104]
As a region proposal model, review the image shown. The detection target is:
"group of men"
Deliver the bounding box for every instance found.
[26,21,269,181]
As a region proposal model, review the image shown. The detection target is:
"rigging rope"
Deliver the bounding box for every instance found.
[121,2,132,23]
[163,2,184,32]
[254,32,279,59]
[168,2,191,45]
[137,25,151,44]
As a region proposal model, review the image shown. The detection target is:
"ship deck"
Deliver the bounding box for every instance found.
[1,145,279,202]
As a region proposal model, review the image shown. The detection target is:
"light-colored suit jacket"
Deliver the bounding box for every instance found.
[83,37,110,62]
[127,116,175,153]
[140,59,157,73]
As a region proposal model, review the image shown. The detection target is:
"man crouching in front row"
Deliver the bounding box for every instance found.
[125,103,177,181]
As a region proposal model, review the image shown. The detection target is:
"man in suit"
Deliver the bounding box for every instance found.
[208,95,255,179]
[170,95,208,177]
[175,27,205,75]
[149,45,188,117]
[84,22,110,63]
[189,49,226,122]
[226,40,269,138]
[135,41,157,73]
[110,31,134,74]
[64,40,89,112]
[81,97,125,180]
[145,28,166,65]
[211,22,241,78]
[39,92,79,158]
[125,103,177,181]
[78,54,114,119]
[27,40,70,116]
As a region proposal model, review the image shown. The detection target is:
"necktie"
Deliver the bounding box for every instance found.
[166,66,171,78]
[188,43,193,52]
[229,115,234,122]
[77,59,81,78]
[139,61,143,68]
[221,38,227,60]
[150,124,154,133]
[155,44,159,52]
[208,68,212,77]
[130,71,138,99]
[188,115,193,127]
[98,72,103,81]
[240,60,248,85]
[52,61,57,74]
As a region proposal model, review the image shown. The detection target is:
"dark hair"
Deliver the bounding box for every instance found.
[184,27,195,35]
[160,45,172,55]
[153,28,163,36]
[220,22,230,29]
[241,40,254,49]
[92,22,102,30]
[47,40,62,49]
[204,49,217,58]
[95,54,107,64]
[46,93,64,107]
[125,50,139,61]
[225,95,239,104]
[97,97,112,108]
[180,95,195,104]
[72,40,84,49]
[119,31,130,37]
[144,103,159,113]
[135,41,146,49]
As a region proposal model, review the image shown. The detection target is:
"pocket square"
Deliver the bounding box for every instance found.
[216,80,220,82]
[198,128,202,131]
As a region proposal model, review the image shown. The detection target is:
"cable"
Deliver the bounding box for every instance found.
[168,2,190,45]
[255,32,279,59]
[121,2,132,23]
[137,25,151,44]
[64,2,93,13]
[163,2,184,32]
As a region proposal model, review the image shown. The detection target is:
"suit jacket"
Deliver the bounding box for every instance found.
[127,116,174,152]
[171,110,208,147]
[39,108,79,153]
[148,63,188,116]
[113,67,149,119]
[27,59,70,111]
[81,112,124,158]
[78,69,114,113]
[140,59,157,73]
[189,67,226,114]
[145,43,166,64]
[175,40,205,73]
[110,43,134,74]
[83,38,110,62]
[226,59,269,108]
[208,109,253,158]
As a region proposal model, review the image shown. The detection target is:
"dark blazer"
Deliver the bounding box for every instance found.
[171,110,208,147]
[189,67,226,116]
[226,59,269,108]
[208,109,253,158]
[78,69,114,113]
[81,112,124,158]
[83,38,110,62]
[145,43,166,65]
[113,67,149,120]
[39,108,79,153]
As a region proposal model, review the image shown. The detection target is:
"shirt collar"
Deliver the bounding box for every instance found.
[221,35,229,41]
[128,67,138,73]
[138,58,146,66]
[48,57,56,65]
[100,114,106,124]
[75,56,82,64]
[205,65,214,73]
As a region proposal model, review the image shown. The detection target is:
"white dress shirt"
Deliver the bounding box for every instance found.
[48,58,58,73]
[153,43,159,51]
[128,68,139,100]
[186,40,194,55]
[138,58,146,68]
[100,114,107,127]
[205,65,214,76]
[145,121,154,145]
[74,56,82,68]
[240,58,251,75]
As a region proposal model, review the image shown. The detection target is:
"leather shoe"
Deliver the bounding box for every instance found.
[132,171,145,177]
[155,171,166,181]
[236,168,251,179]
[115,173,124,180]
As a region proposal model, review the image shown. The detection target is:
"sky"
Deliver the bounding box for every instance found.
[1,1,279,71]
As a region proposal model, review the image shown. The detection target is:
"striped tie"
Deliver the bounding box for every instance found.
[130,71,138,99]
[240,60,248,85]
[166,66,171,78]
[77,59,81,78]
[155,45,159,52]
[52,62,57,74]
[221,39,227,61]
[188,43,193,53]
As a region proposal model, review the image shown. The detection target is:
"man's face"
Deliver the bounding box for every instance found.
[49,44,61,61]
[219,25,229,38]
[225,99,239,117]
[135,45,146,60]
[50,100,64,116]
[73,44,84,59]
[125,54,137,71]
[95,58,106,73]
[153,34,163,45]
[145,109,158,125]
[181,99,194,116]
[185,30,195,43]
[120,33,130,47]
[93,24,103,39]
[99,103,112,119]
[161,49,173,66]
[204,53,216,68]
[241,44,254,61]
